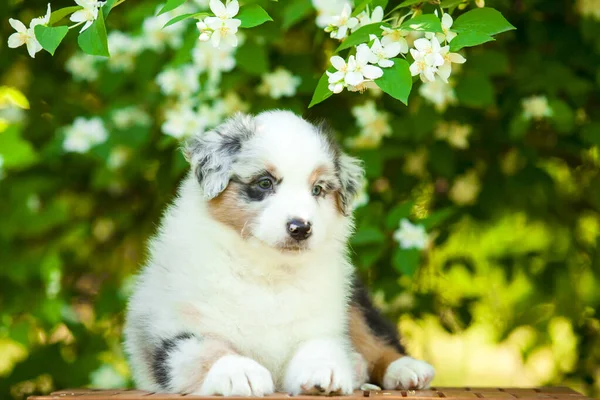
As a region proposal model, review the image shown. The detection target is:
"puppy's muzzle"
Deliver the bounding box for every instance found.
[287,219,312,241]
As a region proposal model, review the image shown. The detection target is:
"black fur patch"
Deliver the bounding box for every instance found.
[151,332,195,390]
[351,277,406,353]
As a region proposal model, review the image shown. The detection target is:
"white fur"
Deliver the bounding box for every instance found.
[124,111,357,395]
[198,355,274,396]
[383,357,435,390]
[283,338,354,395]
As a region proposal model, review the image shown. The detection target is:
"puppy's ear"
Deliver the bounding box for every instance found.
[337,153,365,216]
[184,113,255,199]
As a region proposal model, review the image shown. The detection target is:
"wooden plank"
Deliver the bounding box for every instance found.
[30,387,590,400]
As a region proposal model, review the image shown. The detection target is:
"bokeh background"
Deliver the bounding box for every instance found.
[1,0,599,399]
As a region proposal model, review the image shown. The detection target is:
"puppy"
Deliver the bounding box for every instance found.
[123,110,434,396]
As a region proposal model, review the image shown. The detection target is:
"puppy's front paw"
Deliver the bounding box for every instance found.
[383,356,435,390]
[198,354,274,396]
[284,360,354,396]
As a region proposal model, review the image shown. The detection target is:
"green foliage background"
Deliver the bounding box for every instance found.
[0,0,599,399]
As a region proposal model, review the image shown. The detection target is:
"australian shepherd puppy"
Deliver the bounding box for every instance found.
[124,110,434,396]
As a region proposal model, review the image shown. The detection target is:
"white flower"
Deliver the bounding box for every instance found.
[221,92,249,114]
[426,12,457,43]
[199,0,242,48]
[449,170,481,206]
[352,178,369,209]
[326,4,358,40]
[409,36,447,82]
[348,100,391,149]
[143,8,186,51]
[436,48,466,83]
[63,117,108,153]
[419,78,457,112]
[381,26,409,54]
[112,106,152,129]
[355,6,383,29]
[258,68,302,99]
[327,45,383,93]
[393,219,429,250]
[71,0,106,33]
[367,35,402,68]
[156,65,200,98]
[192,40,236,82]
[108,146,130,169]
[522,95,553,120]
[312,0,350,28]
[107,32,144,72]
[7,3,50,59]
[66,52,100,81]
[162,105,206,139]
[30,3,52,28]
[435,121,472,149]
[403,148,428,177]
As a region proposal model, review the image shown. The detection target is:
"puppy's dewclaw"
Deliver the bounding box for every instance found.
[123,110,434,396]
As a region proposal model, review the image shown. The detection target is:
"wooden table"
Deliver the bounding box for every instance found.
[28,387,591,400]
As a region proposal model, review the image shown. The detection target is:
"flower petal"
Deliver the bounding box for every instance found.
[409,62,421,76]
[7,32,26,48]
[345,71,364,86]
[442,13,453,28]
[225,0,239,18]
[362,65,383,79]
[209,0,227,17]
[446,30,457,42]
[448,52,466,63]
[327,71,345,83]
[371,6,383,22]
[330,55,346,71]
[25,36,42,58]
[383,41,401,58]
[413,38,430,52]
[378,59,394,68]
[80,20,94,33]
[9,18,27,33]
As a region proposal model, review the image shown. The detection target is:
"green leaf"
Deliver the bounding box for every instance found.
[282,0,313,29]
[399,14,444,33]
[102,0,117,17]
[353,0,389,17]
[157,0,187,16]
[449,31,494,51]
[164,12,209,28]
[440,0,465,7]
[34,25,69,56]
[452,8,516,36]
[581,123,600,146]
[421,207,455,229]
[237,5,273,28]
[386,0,423,15]
[335,23,387,53]
[236,41,270,75]
[49,6,81,25]
[375,59,412,105]
[308,71,333,108]
[77,8,109,57]
[393,248,421,277]
[386,201,415,229]
[0,125,38,169]
[455,73,494,108]
[351,227,386,245]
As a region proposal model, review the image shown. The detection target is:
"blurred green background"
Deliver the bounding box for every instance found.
[0,0,599,399]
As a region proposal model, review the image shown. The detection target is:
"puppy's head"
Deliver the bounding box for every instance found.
[184,110,364,252]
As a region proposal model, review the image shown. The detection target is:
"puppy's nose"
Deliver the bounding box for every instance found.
[287,219,312,241]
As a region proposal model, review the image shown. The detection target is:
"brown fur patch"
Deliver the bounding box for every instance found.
[349,306,405,387]
[309,165,328,186]
[208,183,257,237]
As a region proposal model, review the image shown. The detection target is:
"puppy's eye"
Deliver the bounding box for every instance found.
[312,185,323,197]
[256,178,274,190]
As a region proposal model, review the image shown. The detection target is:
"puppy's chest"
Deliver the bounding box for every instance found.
[179,264,349,367]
